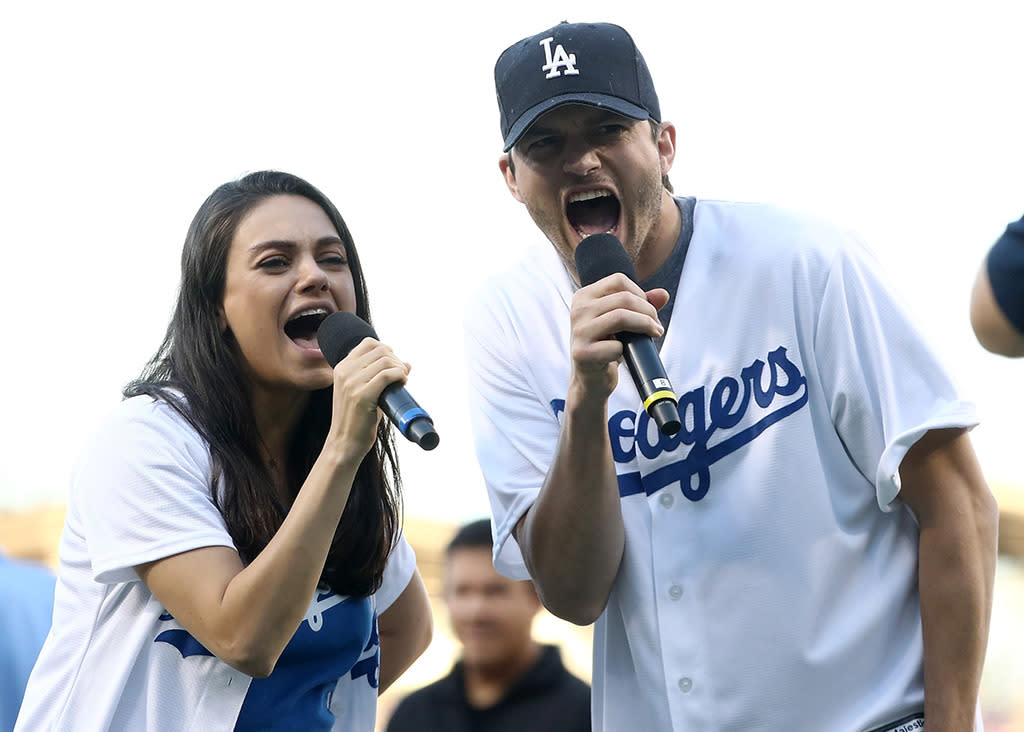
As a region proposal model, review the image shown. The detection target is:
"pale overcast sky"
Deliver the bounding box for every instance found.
[2,0,1021,522]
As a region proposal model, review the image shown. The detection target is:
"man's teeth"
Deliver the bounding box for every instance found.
[575,227,618,238]
[568,190,612,204]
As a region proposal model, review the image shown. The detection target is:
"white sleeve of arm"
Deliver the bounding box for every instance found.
[75,397,235,584]
[811,238,979,511]
[464,293,562,580]
[374,532,416,613]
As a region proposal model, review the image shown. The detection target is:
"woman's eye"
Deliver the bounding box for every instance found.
[258,257,288,270]
[320,254,348,267]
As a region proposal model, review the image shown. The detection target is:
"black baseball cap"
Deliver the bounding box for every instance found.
[495,21,661,152]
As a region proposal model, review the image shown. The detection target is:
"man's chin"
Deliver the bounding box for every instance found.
[461,649,508,671]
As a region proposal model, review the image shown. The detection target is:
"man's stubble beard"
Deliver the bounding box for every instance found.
[525,164,666,280]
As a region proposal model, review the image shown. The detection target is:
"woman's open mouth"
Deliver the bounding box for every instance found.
[284,308,330,351]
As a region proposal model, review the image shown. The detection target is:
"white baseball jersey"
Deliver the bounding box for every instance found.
[464,200,982,732]
[15,395,415,732]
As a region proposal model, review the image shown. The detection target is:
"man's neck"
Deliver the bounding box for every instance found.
[634,190,682,281]
[462,641,544,710]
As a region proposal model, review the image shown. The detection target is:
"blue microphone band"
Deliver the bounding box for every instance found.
[397,407,431,434]
[317,312,439,450]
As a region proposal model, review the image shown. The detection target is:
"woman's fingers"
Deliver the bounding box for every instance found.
[327,338,410,457]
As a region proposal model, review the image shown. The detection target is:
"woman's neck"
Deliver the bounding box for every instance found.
[248,385,311,487]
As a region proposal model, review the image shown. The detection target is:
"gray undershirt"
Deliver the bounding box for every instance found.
[639,196,696,348]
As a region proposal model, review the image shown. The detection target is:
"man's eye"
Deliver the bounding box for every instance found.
[599,124,626,136]
[528,137,559,153]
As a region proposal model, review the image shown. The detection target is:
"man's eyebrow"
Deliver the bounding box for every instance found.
[519,125,559,140]
[590,111,635,125]
[518,124,572,143]
[522,111,633,139]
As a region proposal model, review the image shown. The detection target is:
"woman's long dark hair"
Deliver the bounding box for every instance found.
[124,170,400,597]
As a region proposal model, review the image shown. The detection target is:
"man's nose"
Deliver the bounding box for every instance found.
[562,139,601,177]
[463,594,492,621]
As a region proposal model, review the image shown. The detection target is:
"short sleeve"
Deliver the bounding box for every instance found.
[987,214,1024,333]
[374,532,416,613]
[812,238,978,510]
[463,293,561,581]
[72,397,235,584]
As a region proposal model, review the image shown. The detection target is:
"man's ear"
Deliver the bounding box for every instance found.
[499,153,525,203]
[656,121,677,177]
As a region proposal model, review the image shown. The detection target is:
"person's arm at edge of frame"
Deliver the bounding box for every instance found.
[511,277,669,626]
[969,262,1024,357]
[377,568,432,694]
[897,427,999,731]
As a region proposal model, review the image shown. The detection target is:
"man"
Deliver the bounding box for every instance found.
[386,519,589,732]
[0,552,54,732]
[464,20,999,732]
[971,214,1024,356]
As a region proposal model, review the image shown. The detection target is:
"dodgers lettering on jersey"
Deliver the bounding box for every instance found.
[154,590,375,731]
[348,611,381,689]
[551,346,808,501]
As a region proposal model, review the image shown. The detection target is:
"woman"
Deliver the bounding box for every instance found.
[15,171,433,731]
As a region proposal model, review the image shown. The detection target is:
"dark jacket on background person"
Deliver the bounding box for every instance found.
[386,645,590,732]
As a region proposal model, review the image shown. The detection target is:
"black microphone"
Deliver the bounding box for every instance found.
[317,312,439,451]
[574,233,681,436]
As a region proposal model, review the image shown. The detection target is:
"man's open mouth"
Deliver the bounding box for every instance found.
[567,190,620,239]
[284,308,330,349]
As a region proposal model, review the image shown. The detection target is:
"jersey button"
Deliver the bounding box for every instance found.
[668,584,683,600]
[678,677,693,693]
[659,493,674,509]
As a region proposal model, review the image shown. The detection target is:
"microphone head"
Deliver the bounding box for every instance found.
[317,311,377,367]
[574,233,637,287]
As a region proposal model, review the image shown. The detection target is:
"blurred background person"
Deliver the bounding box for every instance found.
[386,519,590,732]
[971,214,1024,357]
[0,552,54,732]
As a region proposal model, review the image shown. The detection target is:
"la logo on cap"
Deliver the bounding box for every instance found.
[539,36,579,79]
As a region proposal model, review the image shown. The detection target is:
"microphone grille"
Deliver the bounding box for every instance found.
[574,233,637,286]
[317,312,377,367]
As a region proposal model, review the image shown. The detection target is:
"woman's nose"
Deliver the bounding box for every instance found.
[297,257,330,292]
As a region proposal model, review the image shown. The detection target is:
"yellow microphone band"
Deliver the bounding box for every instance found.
[643,390,678,410]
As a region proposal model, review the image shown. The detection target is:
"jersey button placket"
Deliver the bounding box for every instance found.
[651,495,706,729]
